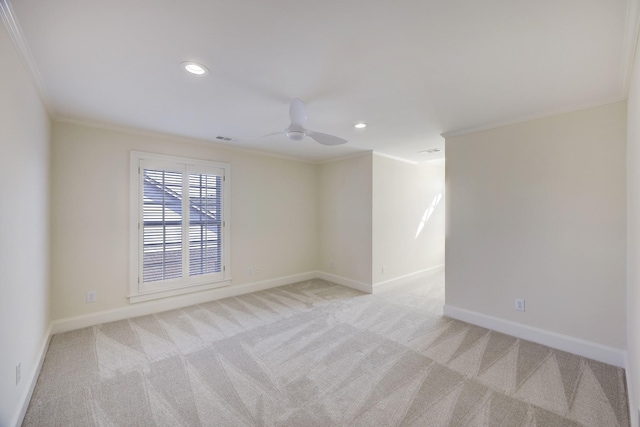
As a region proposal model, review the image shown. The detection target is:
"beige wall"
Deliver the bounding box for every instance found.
[318,154,373,284]
[372,154,444,284]
[50,122,319,319]
[0,24,51,426]
[50,123,447,319]
[627,28,640,425]
[446,102,627,349]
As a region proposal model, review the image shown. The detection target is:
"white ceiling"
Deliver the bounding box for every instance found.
[3,0,635,163]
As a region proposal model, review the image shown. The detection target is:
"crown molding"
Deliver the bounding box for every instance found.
[0,0,54,115]
[317,150,374,165]
[443,1,637,141]
[372,152,419,165]
[55,116,324,164]
[622,0,640,93]
[441,97,626,139]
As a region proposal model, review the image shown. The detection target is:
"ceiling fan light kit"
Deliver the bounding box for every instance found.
[286,130,306,141]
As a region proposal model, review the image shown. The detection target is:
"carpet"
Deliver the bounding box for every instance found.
[23,273,629,426]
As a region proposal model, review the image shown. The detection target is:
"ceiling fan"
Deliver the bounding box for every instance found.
[251,98,348,146]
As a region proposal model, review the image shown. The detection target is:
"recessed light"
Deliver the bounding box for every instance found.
[419,148,441,154]
[181,62,208,75]
[354,122,367,129]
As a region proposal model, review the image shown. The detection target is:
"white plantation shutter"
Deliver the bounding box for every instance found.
[131,153,230,302]
[188,172,223,276]
[142,169,183,283]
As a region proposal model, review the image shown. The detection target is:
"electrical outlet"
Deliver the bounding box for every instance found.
[382,265,386,274]
[86,291,97,303]
[247,267,253,275]
[254,267,260,275]
[16,363,21,385]
[331,260,335,269]
[515,298,525,312]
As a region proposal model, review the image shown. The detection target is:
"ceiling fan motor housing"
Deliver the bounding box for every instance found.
[286,129,306,141]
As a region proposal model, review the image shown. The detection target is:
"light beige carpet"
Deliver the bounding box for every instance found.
[24,273,629,426]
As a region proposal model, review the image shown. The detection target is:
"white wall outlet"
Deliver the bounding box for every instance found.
[382,265,386,274]
[254,267,260,275]
[247,267,253,275]
[86,291,97,303]
[16,363,21,385]
[515,298,525,312]
[331,260,335,269]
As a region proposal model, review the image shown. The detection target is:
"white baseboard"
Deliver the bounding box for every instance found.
[13,322,52,427]
[625,351,638,427]
[51,268,448,335]
[52,271,317,334]
[373,264,444,291]
[316,271,372,293]
[443,304,625,368]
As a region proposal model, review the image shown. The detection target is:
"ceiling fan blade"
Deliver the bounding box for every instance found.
[289,98,307,127]
[234,131,284,141]
[307,131,348,146]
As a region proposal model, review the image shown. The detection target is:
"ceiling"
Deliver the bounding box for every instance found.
[2,0,635,163]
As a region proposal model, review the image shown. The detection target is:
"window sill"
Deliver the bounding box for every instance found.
[128,279,231,303]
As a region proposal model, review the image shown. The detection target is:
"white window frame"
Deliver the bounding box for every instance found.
[129,151,231,303]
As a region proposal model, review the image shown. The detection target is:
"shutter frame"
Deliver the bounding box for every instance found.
[130,151,231,303]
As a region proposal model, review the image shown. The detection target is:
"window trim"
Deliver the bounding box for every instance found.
[129,151,231,303]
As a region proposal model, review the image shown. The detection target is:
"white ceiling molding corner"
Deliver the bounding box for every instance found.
[621,0,640,92]
[373,152,419,166]
[0,0,54,116]
[441,96,627,140]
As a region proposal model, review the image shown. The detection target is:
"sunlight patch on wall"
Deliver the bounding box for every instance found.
[415,193,443,239]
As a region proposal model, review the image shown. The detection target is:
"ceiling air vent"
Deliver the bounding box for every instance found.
[216,136,233,141]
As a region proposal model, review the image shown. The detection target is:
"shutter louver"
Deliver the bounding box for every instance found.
[142,169,183,283]
[189,173,222,276]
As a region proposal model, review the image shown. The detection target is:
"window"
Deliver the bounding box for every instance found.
[130,152,230,302]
